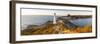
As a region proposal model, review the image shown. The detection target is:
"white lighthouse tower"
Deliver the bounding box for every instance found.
[53,13,57,24]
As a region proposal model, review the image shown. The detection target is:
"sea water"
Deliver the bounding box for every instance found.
[21,15,92,30]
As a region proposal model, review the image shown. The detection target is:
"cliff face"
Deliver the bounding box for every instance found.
[21,19,92,35]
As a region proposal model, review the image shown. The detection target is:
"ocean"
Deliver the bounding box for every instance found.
[21,15,92,30]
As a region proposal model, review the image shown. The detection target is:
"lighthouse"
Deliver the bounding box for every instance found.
[53,13,57,24]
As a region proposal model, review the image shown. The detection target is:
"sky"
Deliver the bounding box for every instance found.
[21,8,92,16]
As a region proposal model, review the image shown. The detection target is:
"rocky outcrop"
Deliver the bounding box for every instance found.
[21,19,92,35]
